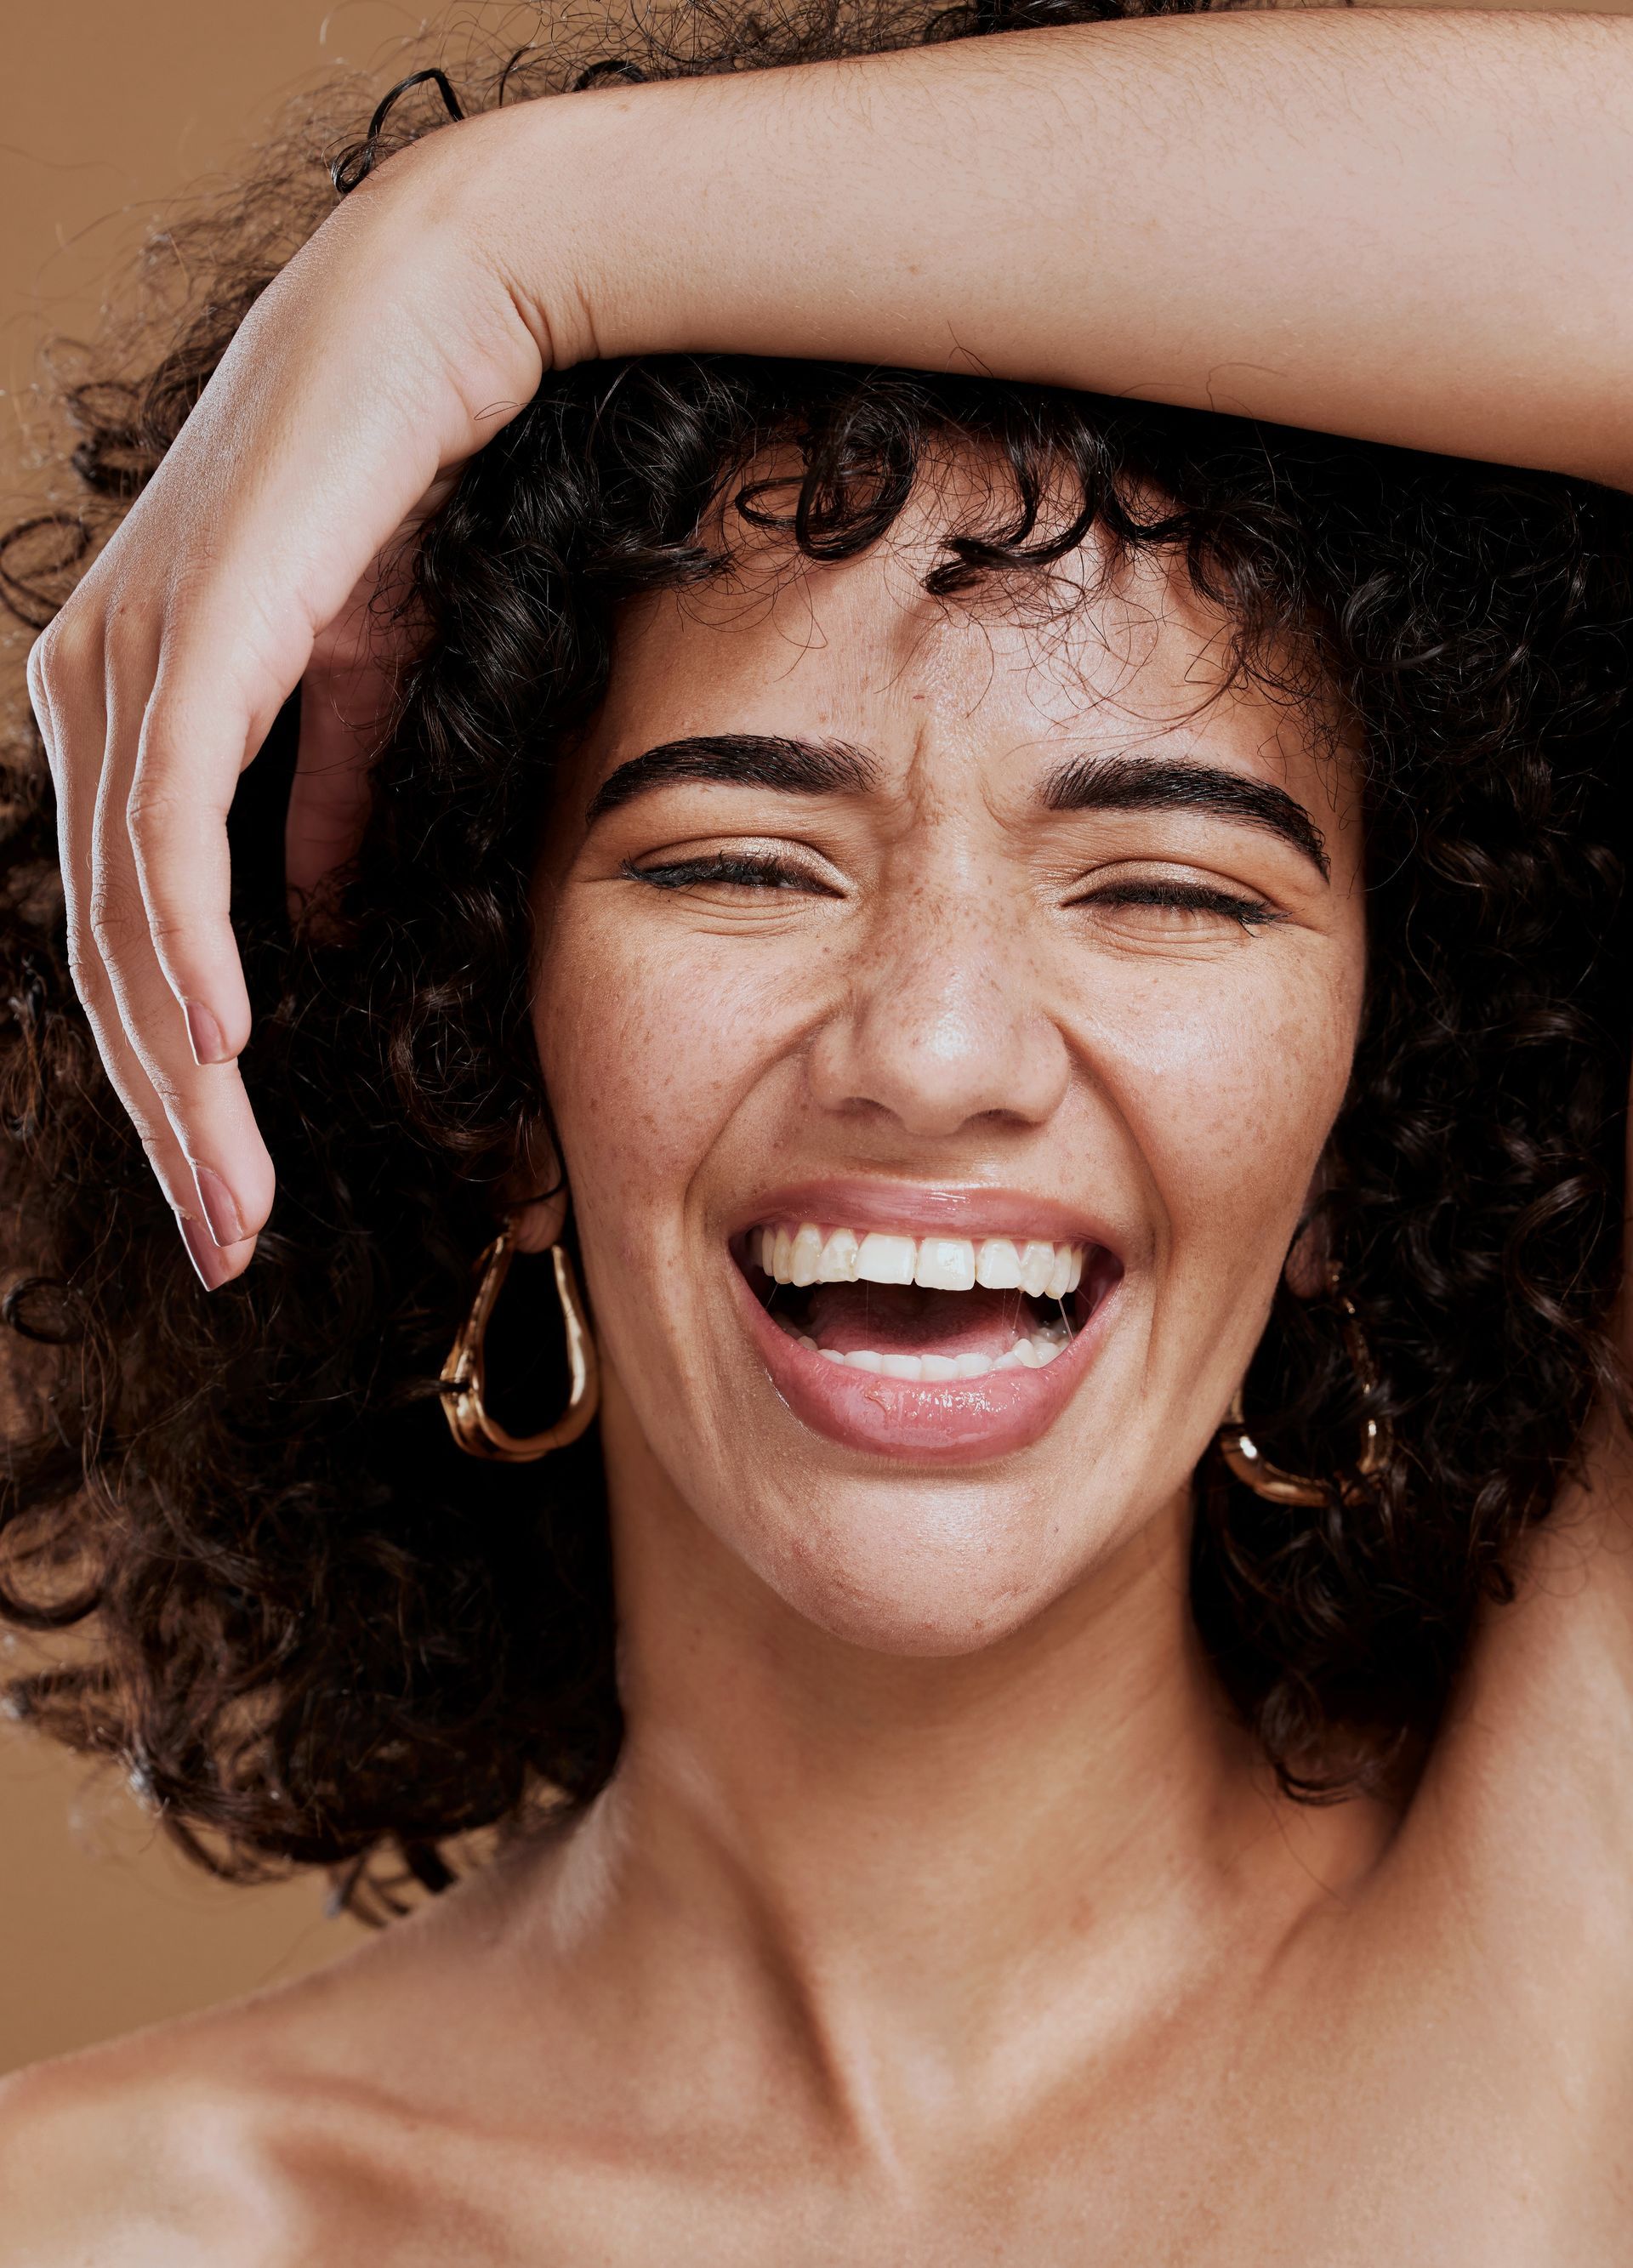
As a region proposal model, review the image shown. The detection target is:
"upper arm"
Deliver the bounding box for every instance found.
[1408,1421,1633,1943]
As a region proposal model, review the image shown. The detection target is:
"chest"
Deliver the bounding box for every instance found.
[275,1978,1626,2268]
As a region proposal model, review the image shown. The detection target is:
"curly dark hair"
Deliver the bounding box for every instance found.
[1,0,1629,1913]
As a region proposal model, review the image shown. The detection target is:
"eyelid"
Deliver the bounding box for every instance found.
[629,829,845,873]
[1067,869,1283,929]
[623,847,844,896]
[1068,857,1283,906]
[629,830,832,864]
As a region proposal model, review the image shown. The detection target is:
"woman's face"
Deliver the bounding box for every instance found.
[533,472,1366,1654]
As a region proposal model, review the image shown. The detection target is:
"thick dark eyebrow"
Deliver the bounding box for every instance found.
[1041,753,1330,881]
[586,734,877,823]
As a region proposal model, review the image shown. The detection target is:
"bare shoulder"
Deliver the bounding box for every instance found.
[0,1856,566,2268]
[0,2030,301,2267]
[0,1914,436,2265]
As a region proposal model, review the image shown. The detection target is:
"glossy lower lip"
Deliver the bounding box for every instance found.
[729,1258,1118,1466]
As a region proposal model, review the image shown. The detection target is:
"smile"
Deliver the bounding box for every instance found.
[754,1222,1088,1378]
[730,1201,1124,1463]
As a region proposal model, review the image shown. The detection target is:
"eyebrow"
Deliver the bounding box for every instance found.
[586,734,877,821]
[586,731,1330,882]
[1041,753,1330,880]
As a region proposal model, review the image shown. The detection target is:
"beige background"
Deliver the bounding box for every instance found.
[0,0,430,2078]
[0,0,1624,2080]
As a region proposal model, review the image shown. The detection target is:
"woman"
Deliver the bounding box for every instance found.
[3,0,1633,2254]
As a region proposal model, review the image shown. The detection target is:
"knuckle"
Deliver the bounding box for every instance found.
[124,787,179,859]
[146,912,211,952]
[62,921,97,971]
[87,885,146,957]
[26,619,61,685]
[63,912,101,974]
[63,942,107,1002]
[145,1068,186,1113]
[135,1134,185,1195]
[28,611,92,691]
[25,645,58,747]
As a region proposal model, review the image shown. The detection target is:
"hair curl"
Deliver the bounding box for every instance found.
[2,0,1630,1911]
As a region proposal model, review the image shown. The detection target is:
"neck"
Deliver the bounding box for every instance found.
[517,1370,1388,2150]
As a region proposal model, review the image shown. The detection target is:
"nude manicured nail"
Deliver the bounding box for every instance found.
[183,999,230,1066]
[175,1211,233,1292]
[191,1162,246,1248]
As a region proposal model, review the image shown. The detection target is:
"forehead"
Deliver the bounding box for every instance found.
[589,469,1351,816]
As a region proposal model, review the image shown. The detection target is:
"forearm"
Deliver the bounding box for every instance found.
[456,9,1633,485]
[40,6,1633,1261]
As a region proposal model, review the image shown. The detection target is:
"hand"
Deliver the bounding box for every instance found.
[29,11,1631,1289]
[285,478,455,909]
[26,122,549,1285]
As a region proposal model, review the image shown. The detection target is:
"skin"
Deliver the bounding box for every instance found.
[7,14,1633,2259]
[4,479,1633,2265]
[20,10,1633,1279]
[529,491,1365,1654]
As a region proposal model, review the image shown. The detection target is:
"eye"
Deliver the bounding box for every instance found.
[623,851,839,896]
[1068,877,1283,933]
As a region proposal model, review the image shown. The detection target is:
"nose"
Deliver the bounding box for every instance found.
[805,884,1072,1139]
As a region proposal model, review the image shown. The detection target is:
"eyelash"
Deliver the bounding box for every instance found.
[625,853,833,894]
[627,855,1280,929]
[1072,878,1283,929]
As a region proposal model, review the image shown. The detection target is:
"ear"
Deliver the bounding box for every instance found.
[504,1132,568,1255]
[1283,1171,1333,1301]
[510,1183,569,1255]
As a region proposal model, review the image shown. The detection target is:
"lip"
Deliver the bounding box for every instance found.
[728,1178,1124,1255]
[726,1197,1124,1466]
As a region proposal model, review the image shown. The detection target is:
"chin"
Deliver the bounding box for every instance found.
[716,1466,1135,1658]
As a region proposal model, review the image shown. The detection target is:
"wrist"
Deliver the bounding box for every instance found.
[430,84,696,376]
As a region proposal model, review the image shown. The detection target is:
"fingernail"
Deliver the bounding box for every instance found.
[176,1211,233,1292]
[183,1000,231,1067]
[191,1162,246,1248]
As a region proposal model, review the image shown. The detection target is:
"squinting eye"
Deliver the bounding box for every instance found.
[624,854,833,894]
[1072,880,1282,931]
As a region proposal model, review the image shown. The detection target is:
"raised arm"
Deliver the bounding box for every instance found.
[524,9,1633,482]
[29,9,1633,1279]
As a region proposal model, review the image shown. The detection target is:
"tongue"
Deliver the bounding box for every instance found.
[804,1282,1036,1358]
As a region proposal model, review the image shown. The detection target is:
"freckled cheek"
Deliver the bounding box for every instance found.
[1090,961,1359,1264]
[532,916,816,1268]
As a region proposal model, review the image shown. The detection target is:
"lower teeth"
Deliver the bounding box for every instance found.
[774,1317,1068,1381]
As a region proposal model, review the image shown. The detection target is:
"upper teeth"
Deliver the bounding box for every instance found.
[757,1224,1084,1302]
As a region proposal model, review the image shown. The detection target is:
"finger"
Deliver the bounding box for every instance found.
[43,634,250,1282]
[37,570,272,1256]
[94,656,275,1255]
[122,405,452,1042]
[116,389,457,1065]
[123,632,276,1067]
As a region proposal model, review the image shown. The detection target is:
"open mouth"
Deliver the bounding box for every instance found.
[735,1220,1123,1384]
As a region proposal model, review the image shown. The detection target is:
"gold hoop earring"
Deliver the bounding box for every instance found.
[439,1218,600,1464]
[1216,1293,1391,1509]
